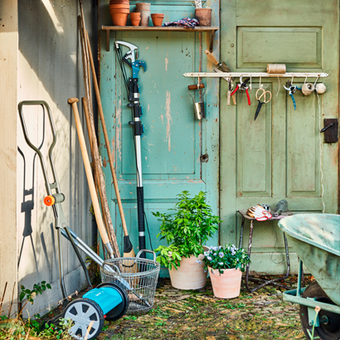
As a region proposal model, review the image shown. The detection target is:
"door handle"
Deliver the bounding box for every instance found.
[320,118,338,143]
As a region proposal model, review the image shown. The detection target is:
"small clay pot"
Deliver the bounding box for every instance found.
[110,12,129,26]
[110,8,130,14]
[195,8,212,26]
[151,13,164,27]
[136,2,151,10]
[130,12,141,26]
[110,0,129,4]
[109,3,130,9]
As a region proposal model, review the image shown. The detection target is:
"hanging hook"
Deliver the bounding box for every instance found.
[313,74,320,87]
[304,75,308,84]
[259,75,263,89]
[291,74,295,85]
[249,75,252,90]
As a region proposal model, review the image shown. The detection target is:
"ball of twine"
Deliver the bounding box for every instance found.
[267,64,286,74]
[302,83,315,96]
[316,83,326,94]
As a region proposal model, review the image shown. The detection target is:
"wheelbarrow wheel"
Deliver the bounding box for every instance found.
[299,281,340,340]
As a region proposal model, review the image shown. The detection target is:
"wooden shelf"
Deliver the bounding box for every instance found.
[102,25,218,51]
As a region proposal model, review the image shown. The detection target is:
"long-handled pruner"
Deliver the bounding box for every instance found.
[283,81,301,110]
[231,76,251,105]
[254,88,272,120]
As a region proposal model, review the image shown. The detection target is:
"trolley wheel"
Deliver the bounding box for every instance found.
[96,282,129,321]
[63,298,104,340]
[299,281,340,340]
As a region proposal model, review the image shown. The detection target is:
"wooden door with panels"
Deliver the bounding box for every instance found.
[98,0,220,272]
[220,0,339,273]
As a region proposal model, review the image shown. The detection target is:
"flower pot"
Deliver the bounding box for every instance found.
[110,8,130,14]
[110,12,129,26]
[130,12,141,26]
[195,8,212,26]
[136,2,151,11]
[110,0,129,3]
[209,267,242,299]
[139,9,150,26]
[109,4,130,10]
[169,254,206,290]
[151,13,164,27]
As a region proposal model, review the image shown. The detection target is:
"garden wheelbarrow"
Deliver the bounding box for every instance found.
[277,214,340,340]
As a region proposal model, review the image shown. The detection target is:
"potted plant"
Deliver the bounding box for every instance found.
[203,244,250,299]
[153,191,220,290]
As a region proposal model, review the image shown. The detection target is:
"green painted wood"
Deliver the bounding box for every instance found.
[220,0,339,274]
[98,0,220,262]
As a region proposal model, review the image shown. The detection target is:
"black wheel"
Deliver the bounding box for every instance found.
[63,298,104,340]
[96,281,129,321]
[299,281,340,340]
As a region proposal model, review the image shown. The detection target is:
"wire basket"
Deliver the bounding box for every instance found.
[100,249,160,315]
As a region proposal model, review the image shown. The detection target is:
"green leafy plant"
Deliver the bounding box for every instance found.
[153,191,221,270]
[19,281,52,304]
[202,244,250,274]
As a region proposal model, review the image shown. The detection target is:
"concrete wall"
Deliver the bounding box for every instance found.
[7,0,96,317]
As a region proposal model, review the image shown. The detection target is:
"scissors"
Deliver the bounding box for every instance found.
[254,88,272,120]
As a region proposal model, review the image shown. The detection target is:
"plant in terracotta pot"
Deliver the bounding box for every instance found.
[153,190,221,290]
[203,244,250,299]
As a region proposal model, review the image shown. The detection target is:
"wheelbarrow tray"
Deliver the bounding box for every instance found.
[278,214,340,305]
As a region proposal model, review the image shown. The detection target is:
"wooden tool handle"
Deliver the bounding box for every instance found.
[68,98,110,247]
[204,49,219,66]
[188,84,205,90]
[85,32,129,238]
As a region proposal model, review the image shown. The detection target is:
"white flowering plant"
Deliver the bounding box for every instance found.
[202,244,250,274]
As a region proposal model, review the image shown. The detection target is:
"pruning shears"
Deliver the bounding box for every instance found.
[231,77,251,105]
[283,81,301,110]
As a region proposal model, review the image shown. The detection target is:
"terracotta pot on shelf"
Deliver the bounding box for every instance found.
[110,0,129,4]
[151,13,164,27]
[130,12,141,26]
[195,8,212,26]
[110,8,130,13]
[110,11,129,26]
[109,3,130,9]
[208,267,242,299]
[136,2,151,26]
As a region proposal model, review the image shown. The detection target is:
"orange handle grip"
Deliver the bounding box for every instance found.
[44,195,55,206]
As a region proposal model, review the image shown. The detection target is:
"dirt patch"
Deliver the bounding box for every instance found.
[97,275,313,340]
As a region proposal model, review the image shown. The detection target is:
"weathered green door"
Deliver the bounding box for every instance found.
[98,1,219,269]
[220,0,339,273]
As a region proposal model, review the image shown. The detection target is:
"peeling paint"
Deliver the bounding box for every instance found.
[160,114,164,124]
[165,90,172,152]
[165,56,168,71]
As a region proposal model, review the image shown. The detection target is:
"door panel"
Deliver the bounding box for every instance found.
[220,0,339,274]
[98,0,220,265]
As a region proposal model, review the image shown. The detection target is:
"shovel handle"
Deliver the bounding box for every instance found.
[204,49,219,66]
[188,84,205,90]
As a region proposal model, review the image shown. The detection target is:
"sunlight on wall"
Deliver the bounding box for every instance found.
[41,0,64,34]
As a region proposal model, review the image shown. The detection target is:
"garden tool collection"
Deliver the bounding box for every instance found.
[115,40,147,253]
[254,87,272,121]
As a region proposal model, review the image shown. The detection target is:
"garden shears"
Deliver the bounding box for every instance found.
[231,76,251,105]
[254,88,272,120]
[283,81,301,110]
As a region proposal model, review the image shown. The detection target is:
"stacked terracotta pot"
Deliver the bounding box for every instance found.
[109,0,130,26]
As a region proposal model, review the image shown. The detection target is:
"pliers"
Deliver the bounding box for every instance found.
[283,81,301,110]
[231,77,251,105]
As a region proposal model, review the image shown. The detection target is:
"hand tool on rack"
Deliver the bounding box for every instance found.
[18,100,93,300]
[231,76,251,105]
[283,80,301,110]
[115,41,147,254]
[204,49,236,105]
[254,88,272,121]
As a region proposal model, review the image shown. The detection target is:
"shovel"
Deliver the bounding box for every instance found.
[204,50,236,105]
